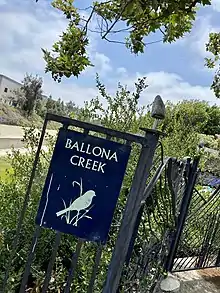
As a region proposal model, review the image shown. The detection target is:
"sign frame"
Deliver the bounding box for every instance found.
[35,128,131,244]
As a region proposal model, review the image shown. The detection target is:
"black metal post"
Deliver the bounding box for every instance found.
[125,158,170,266]
[125,205,144,266]
[19,226,41,293]
[102,130,161,293]
[165,158,200,272]
[216,249,220,267]
[87,244,103,293]
[41,232,62,293]
[64,239,84,293]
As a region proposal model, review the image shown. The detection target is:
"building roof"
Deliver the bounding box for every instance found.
[0,74,22,86]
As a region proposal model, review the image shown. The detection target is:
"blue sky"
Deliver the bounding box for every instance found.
[0,0,220,106]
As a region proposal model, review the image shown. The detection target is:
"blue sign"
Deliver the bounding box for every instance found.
[36,129,131,243]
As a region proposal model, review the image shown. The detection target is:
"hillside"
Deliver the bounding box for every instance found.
[0,103,57,129]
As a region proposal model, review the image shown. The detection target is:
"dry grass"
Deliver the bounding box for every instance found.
[0,103,57,129]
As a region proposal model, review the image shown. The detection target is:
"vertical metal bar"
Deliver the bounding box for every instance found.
[42,123,67,292]
[165,158,200,272]
[87,244,103,293]
[126,141,165,266]
[203,215,220,268]
[19,226,41,293]
[2,117,48,293]
[102,131,160,293]
[125,205,144,266]
[64,239,84,293]
[41,232,62,293]
[197,215,214,268]
[215,249,220,266]
[167,159,178,225]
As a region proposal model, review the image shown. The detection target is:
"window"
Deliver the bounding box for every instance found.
[4,87,8,93]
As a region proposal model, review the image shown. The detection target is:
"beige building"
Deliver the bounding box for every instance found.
[0,74,21,105]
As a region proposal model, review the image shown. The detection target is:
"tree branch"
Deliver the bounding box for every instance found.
[101,0,134,39]
[145,39,163,45]
[104,37,162,46]
[109,26,133,34]
[83,7,95,34]
[159,27,166,37]
[77,6,93,11]
[104,38,127,45]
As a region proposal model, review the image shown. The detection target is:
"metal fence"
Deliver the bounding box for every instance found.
[0,113,163,293]
[171,184,220,272]
[117,157,197,292]
[1,112,219,293]
[111,155,220,291]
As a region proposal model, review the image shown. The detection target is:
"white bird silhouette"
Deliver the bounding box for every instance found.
[56,190,96,226]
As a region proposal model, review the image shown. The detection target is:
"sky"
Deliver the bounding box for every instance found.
[0,0,220,107]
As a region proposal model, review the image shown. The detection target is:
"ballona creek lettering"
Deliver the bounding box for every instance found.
[65,138,118,173]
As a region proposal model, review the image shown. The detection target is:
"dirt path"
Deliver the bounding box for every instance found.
[174,268,220,292]
[0,124,56,138]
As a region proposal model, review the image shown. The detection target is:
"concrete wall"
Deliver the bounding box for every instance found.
[0,124,57,150]
[0,124,23,138]
[0,138,24,150]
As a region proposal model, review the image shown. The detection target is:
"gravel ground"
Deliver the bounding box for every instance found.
[174,268,220,293]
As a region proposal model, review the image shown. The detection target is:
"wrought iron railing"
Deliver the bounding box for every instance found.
[118,157,194,292]
[172,185,220,272]
[0,113,163,293]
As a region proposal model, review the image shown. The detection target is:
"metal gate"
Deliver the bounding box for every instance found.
[0,113,163,293]
[120,153,220,292]
[169,184,220,272]
[117,155,220,291]
[1,113,219,293]
[117,156,200,292]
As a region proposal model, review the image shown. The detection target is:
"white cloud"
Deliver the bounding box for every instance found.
[212,0,220,12]
[175,15,219,59]
[116,67,127,76]
[173,14,220,74]
[190,16,220,59]
[42,77,98,107]
[93,53,112,75]
[114,71,220,106]
[62,70,219,107]
[0,2,67,80]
